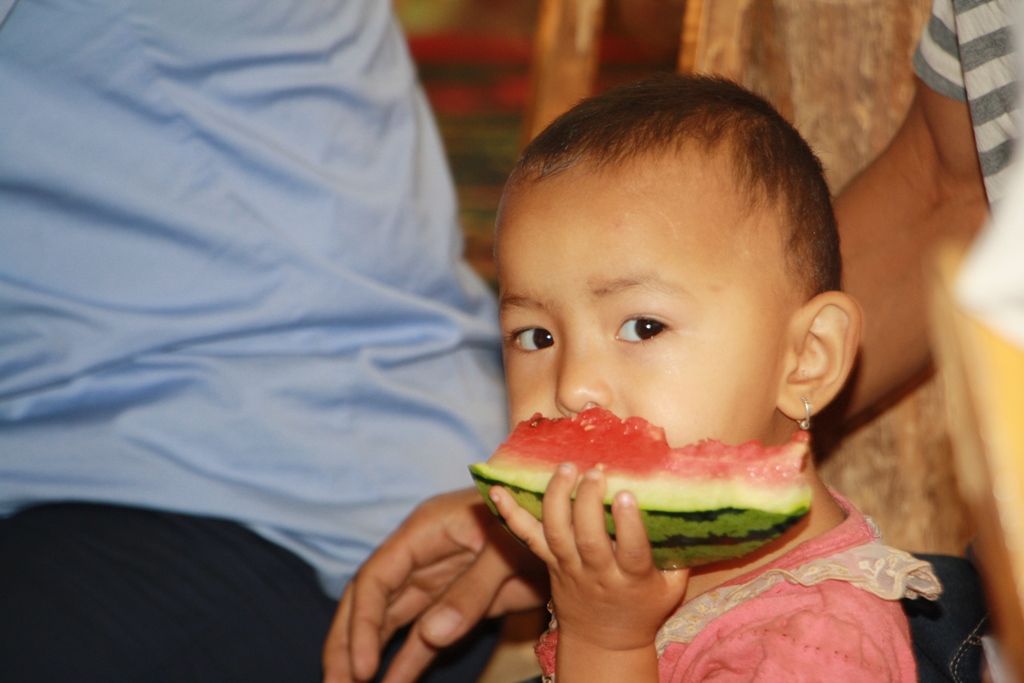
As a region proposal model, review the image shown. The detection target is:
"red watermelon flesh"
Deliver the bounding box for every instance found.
[470,407,812,568]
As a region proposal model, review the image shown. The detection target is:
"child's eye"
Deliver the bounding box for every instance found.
[514,327,554,351]
[617,318,666,342]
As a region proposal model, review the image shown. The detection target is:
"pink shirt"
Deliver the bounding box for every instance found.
[536,494,941,682]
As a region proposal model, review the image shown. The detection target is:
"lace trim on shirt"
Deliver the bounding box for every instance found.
[654,518,942,656]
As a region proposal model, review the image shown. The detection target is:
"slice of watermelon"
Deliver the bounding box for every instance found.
[469,408,812,569]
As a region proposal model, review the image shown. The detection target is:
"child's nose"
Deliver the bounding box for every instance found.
[554,347,613,417]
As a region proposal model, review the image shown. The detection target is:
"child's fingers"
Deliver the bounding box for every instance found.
[572,468,615,569]
[489,486,554,565]
[662,563,692,595]
[541,463,580,566]
[610,490,655,575]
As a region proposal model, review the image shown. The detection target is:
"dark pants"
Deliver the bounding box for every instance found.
[904,553,988,683]
[0,503,498,683]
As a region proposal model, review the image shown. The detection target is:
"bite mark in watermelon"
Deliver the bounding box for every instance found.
[469,408,812,569]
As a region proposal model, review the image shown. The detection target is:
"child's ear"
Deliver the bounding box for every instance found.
[777,291,863,424]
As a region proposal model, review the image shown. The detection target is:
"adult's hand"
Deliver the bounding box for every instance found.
[322,487,548,683]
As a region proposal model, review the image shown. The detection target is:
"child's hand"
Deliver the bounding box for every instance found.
[490,463,690,653]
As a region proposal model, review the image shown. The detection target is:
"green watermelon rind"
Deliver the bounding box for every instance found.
[469,459,811,515]
[470,469,810,569]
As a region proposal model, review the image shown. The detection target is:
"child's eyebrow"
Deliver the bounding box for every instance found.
[589,274,683,298]
[499,294,544,312]
[498,275,687,312]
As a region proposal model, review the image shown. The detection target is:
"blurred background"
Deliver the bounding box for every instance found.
[396,0,685,286]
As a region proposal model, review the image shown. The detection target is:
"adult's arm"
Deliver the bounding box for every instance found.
[835,77,989,418]
[322,488,548,683]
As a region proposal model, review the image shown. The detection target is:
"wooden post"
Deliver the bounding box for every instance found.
[521,0,606,146]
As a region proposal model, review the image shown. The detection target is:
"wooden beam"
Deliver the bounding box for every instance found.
[521,0,606,147]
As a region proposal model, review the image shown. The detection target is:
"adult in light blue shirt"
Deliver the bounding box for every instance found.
[0,0,508,679]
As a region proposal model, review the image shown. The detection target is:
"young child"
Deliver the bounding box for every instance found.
[486,74,941,682]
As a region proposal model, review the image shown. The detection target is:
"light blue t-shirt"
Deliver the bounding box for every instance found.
[0,0,508,597]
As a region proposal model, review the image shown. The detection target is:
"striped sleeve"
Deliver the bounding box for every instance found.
[914,0,968,100]
[913,0,1019,203]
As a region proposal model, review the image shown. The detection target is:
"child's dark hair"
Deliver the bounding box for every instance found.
[507,74,841,296]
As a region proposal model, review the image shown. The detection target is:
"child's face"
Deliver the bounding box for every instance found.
[496,149,805,448]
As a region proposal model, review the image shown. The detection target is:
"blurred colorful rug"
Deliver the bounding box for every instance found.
[407,30,675,287]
